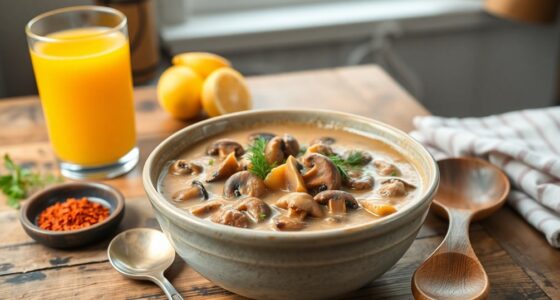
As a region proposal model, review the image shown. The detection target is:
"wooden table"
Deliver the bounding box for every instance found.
[0,65,558,299]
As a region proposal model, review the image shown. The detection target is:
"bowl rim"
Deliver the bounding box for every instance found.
[143,109,439,241]
[20,181,125,236]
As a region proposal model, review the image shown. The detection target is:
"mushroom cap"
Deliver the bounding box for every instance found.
[301,153,342,193]
[207,139,245,158]
[314,190,359,209]
[265,136,285,165]
[172,180,209,201]
[224,171,266,198]
[343,173,374,190]
[282,134,300,157]
[234,197,271,222]
[190,200,224,216]
[170,160,203,175]
[275,192,324,218]
[378,179,408,197]
[373,160,400,176]
[211,208,250,228]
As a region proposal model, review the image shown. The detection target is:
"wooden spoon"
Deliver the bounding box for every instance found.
[412,157,510,300]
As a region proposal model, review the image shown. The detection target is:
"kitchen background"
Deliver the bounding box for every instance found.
[0,0,558,117]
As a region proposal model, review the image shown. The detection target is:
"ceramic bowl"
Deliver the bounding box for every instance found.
[20,182,125,248]
[143,109,439,300]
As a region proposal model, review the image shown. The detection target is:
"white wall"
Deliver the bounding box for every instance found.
[223,17,559,117]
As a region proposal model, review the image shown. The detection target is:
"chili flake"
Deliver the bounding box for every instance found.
[37,197,110,231]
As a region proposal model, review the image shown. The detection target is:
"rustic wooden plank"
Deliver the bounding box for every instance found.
[482,206,560,299]
[0,197,158,275]
[0,230,546,299]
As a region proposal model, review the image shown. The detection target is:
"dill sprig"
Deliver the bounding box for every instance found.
[328,151,368,179]
[246,137,275,179]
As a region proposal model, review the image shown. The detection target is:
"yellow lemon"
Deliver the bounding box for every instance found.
[202,67,252,117]
[157,65,203,120]
[172,52,231,78]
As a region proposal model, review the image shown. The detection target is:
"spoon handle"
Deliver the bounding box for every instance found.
[153,273,184,300]
[442,209,475,254]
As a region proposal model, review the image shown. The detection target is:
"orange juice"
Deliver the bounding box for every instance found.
[30,27,136,166]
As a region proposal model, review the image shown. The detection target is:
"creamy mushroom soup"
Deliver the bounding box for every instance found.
[158,123,421,231]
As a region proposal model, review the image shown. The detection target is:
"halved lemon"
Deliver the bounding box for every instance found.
[172,52,231,78]
[202,68,252,117]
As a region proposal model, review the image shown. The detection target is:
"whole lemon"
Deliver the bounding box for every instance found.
[157,65,203,120]
[172,52,231,78]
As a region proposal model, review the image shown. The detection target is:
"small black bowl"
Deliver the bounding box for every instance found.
[20,182,125,248]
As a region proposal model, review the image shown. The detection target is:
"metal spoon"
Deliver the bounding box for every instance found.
[107,228,184,300]
[412,157,510,300]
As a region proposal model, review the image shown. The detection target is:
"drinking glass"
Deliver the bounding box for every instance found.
[26,6,138,179]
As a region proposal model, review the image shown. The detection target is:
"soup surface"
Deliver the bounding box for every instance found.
[158,123,421,231]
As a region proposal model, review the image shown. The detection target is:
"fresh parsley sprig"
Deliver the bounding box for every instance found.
[245,138,275,179]
[0,154,61,209]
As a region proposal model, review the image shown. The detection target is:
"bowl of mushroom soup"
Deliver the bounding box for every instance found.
[143,109,439,300]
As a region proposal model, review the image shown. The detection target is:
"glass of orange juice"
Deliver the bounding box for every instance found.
[26,6,138,179]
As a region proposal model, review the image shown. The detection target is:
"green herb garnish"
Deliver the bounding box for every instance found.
[208,159,215,166]
[259,213,267,221]
[0,154,61,209]
[328,151,368,179]
[390,171,398,176]
[328,155,349,179]
[246,137,275,179]
[345,151,367,166]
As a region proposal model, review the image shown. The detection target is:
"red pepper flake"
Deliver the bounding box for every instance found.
[37,197,110,231]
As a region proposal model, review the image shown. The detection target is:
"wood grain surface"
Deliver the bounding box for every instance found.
[0,65,558,299]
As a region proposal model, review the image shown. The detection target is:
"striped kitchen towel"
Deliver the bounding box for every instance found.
[409,107,560,248]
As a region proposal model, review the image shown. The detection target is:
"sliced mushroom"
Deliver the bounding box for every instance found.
[361,201,397,216]
[234,197,271,222]
[263,156,307,193]
[190,200,224,217]
[373,160,400,176]
[306,143,334,156]
[207,139,244,159]
[275,192,323,220]
[343,173,374,190]
[172,180,209,202]
[314,190,359,214]
[274,215,305,231]
[224,171,266,198]
[301,153,341,193]
[310,137,336,145]
[206,152,240,182]
[211,208,250,228]
[248,132,276,143]
[169,160,203,175]
[378,179,408,197]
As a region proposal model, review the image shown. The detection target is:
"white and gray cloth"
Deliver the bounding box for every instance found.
[409,107,560,248]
